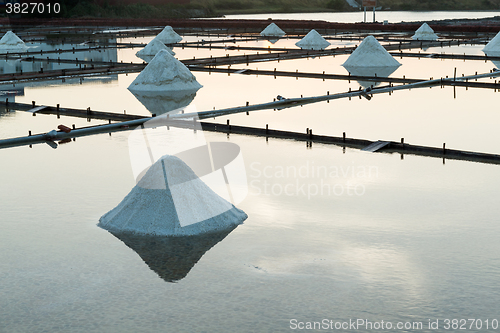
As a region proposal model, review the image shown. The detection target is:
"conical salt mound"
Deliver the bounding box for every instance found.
[154,26,182,45]
[412,23,438,41]
[98,155,248,236]
[295,29,331,50]
[260,23,285,37]
[483,32,500,53]
[128,49,202,92]
[342,35,401,68]
[0,31,28,52]
[136,39,175,61]
[295,29,330,50]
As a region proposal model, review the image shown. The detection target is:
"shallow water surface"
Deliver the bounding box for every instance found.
[0,30,500,333]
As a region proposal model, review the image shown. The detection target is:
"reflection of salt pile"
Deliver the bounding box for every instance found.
[412,23,438,41]
[342,35,400,88]
[260,23,286,37]
[98,155,248,236]
[128,49,202,92]
[131,90,197,115]
[154,26,182,45]
[109,227,236,282]
[346,66,400,88]
[136,39,175,63]
[295,29,330,50]
[0,31,29,52]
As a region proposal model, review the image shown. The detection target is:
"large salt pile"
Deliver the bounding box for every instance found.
[0,31,28,52]
[483,32,500,69]
[483,32,500,53]
[295,29,331,50]
[342,35,400,88]
[98,155,247,236]
[412,23,438,41]
[260,23,286,37]
[154,26,182,45]
[343,35,401,68]
[136,39,175,63]
[128,49,202,92]
[108,227,236,282]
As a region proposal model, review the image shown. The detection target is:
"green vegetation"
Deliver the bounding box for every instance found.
[3,0,500,19]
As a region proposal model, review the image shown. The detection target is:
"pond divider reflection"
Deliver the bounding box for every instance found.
[2,68,500,165]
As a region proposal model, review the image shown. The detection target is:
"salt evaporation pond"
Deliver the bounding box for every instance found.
[1,25,500,332]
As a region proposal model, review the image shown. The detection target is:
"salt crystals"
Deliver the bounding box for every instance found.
[154,26,182,45]
[295,29,330,50]
[0,31,28,52]
[128,49,202,92]
[98,155,248,236]
[260,23,286,37]
[412,23,438,41]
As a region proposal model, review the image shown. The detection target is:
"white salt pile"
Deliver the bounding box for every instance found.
[260,23,285,37]
[136,39,175,63]
[295,29,331,50]
[412,23,438,41]
[128,49,202,92]
[98,155,248,236]
[154,26,182,45]
[342,35,401,68]
[483,32,500,53]
[0,31,28,52]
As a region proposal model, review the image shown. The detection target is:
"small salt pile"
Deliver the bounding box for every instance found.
[154,26,182,45]
[0,31,28,52]
[412,23,438,41]
[482,32,500,68]
[98,155,248,236]
[136,39,175,63]
[342,35,401,68]
[483,32,500,53]
[295,29,331,50]
[260,23,286,37]
[128,49,202,92]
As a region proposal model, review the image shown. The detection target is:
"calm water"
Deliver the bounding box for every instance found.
[1,27,500,332]
[225,11,500,23]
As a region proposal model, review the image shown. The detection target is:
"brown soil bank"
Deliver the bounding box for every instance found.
[2,16,500,33]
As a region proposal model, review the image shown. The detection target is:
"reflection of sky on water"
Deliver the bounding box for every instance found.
[1,30,500,332]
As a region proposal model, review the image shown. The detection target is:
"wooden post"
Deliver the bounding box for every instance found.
[343,132,346,143]
[443,143,446,154]
[266,124,268,134]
